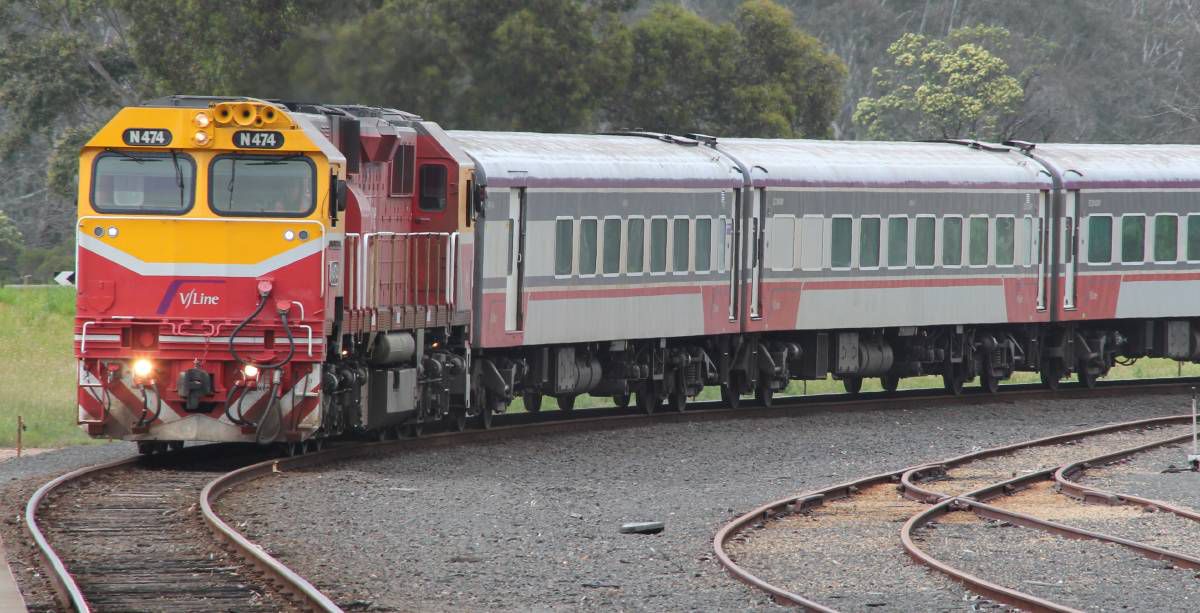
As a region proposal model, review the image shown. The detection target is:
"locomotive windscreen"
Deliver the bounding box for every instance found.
[91,151,195,213]
[209,154,315,216]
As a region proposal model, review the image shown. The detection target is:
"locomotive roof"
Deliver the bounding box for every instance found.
[1029,143,1200,190]
[714,138,1051,190]
[448,131,743,189]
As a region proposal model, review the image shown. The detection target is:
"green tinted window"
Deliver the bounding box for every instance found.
[579,219,597,275]
[627,218,645,273]
[943,217,962,266]
[1189,215,1200,261]
[1154,215,1178,262]
[888,217,908,267]
[915,217,935,266]
[650,218,667,272]
[1088,216,1112,263]
[860,218,880,267]
[603,218,621,274]
[831,217,852,268]
[695,218,711,272]
[1121,215,1145,263]
[555,219,573,275]
[673,218,690,272]
[996,217,1015,266]
[969,217,988,265]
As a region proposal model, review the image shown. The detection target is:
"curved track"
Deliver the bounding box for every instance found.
[714,408,1200,611]
[22,376,1200,611]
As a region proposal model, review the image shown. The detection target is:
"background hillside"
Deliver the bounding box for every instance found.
[4,0,1200,282]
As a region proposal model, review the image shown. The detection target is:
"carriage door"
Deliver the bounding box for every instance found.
[504,188,526,331]
[1035,190,1049,311]
[749,187,766,319]
[727,189,740,321]
[1062,190,1078,310]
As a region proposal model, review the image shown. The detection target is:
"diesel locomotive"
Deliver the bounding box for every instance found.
[74,96,1200,452]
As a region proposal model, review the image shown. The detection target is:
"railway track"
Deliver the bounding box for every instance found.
[19,376,1200,612]
[715,410,1200,612]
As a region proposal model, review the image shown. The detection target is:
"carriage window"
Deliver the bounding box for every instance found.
[555,219,573,276]
[996,217,1015,266]
[603,218,621,274]
[673,218,690,272]
[969,217,988,266]
[1189,214,1200,261]
[1121,215,1145,263]
[1154,214,1178,262]
[92,151,196,214]
[389,144,414,196]
[887,217,908,267]
[860,217,880,268]
[769,216,796,271]
[1088,216,1112,264]
[831,217,852,268]
[650,218,667,273]
[943,217,962,266]
[210,154,315,216]
[695,217,711,272]
[418,164,447,211]
[628,218,645,273]
[915,217,935,267]
[579,219,598,275]
[717,216,728,272]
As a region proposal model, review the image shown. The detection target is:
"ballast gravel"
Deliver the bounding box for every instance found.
[213,391,1198,612]
[919,518,1200,611]
[1082,442,1200,511]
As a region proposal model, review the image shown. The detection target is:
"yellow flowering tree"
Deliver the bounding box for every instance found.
[854,26,1024,141]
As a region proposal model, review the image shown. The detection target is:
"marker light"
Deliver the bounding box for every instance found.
[242,364,260,379]
[107,226,118,238]
[194,112,211,128]
[283,230,295,241]
[132,359,154,379]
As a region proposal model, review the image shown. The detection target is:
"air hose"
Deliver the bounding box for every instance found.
[226,286,297,444]
[229,293,297,370]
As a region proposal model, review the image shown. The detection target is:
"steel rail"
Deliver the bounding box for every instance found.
[23,456,139,613]
[899,430,1200,612]
[1054,444,1200,521]
[22,375,1200,611]
[713,414,1192,611]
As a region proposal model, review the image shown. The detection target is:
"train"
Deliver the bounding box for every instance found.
[74,95,1200,453]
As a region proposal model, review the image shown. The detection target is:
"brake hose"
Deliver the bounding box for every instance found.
[229,292,297,369]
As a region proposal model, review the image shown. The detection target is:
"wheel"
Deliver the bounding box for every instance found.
[981,369,1000,394]
[313,437,325,452]
[1077,362,1099,389]
[285,441,302,456]
[613,393,631,409]
[556,395,576,411]
[449,407,467,432]
[637,383,661,415]
[403,423,423,438]
[524,393,543,413]
[880,374,900,394]
[479,394,503,430]
[755,380,774,407]
[1041,361,1064,391]
[668,379,688,413]
[721,372,743,409]
[376,427,390,442]
[842,375,863,395]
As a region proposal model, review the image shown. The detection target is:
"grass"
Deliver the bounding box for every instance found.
[1,284,1198,446]
[0,286,97,448]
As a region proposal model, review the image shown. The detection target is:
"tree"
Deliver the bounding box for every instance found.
[0,210,23,281]
[853,25,1024,140]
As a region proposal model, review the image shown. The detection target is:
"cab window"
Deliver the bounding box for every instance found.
[419,164,447,211]
[91,151,195,214]
[209,154,315,217]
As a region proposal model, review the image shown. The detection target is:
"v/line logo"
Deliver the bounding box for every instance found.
[178,288,221,308]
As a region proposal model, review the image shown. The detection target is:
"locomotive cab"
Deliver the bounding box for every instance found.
[75,97,342,447]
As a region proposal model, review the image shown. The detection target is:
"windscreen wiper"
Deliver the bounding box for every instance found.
[246,153,307,166]
[105,148,154,163]
[170,150,184,209]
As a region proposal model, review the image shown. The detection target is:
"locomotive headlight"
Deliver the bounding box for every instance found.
[242,364,259,379]
[283,230,295,241]
[193,130,210,145]
[193,112,211,128]
[132,359,154,379]
[107,226,118,238]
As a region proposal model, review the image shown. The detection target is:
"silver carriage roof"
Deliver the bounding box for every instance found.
[714,138,1053,191]
[448,131,744,190]
[1023,143,1200,190]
